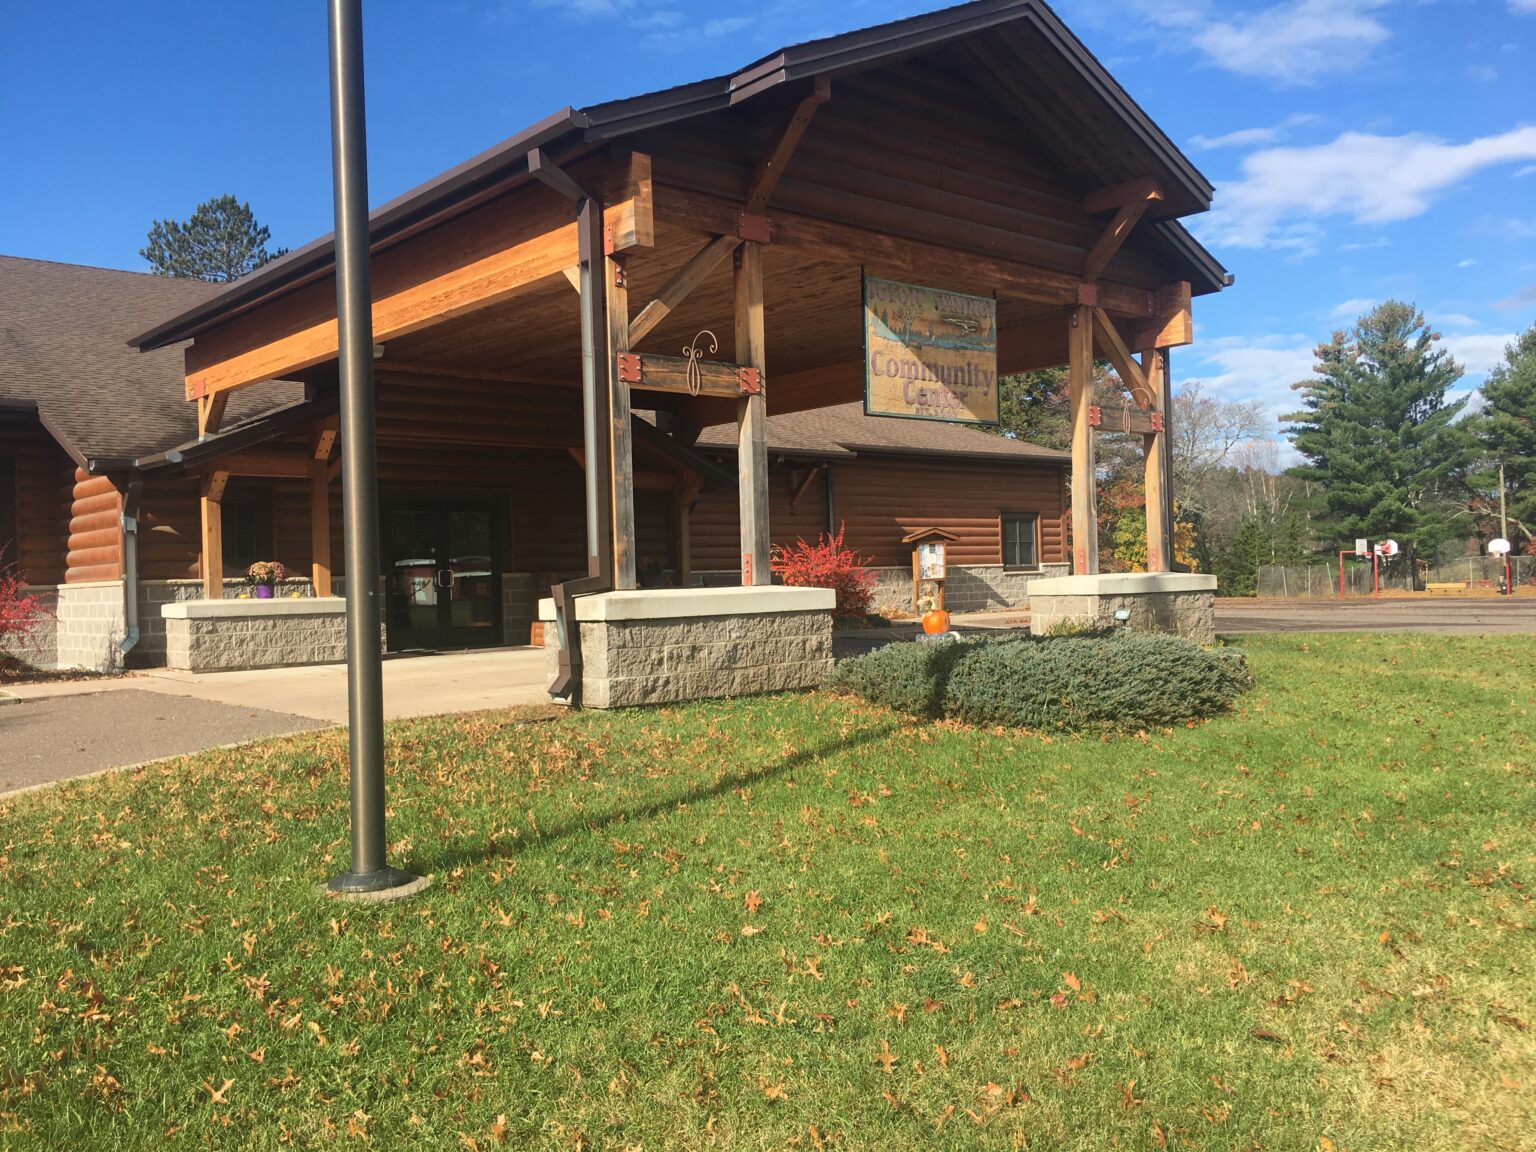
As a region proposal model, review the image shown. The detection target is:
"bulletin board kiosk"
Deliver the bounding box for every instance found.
[903,527,962,612]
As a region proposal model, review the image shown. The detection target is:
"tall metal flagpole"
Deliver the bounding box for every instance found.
[325,0,422,898]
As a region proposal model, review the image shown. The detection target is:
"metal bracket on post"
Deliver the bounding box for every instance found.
[738,367,762,395]
[737,212,771,243]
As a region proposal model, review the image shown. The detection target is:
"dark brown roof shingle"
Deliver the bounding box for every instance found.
[695,401,1067,463]
[0,256,303,462]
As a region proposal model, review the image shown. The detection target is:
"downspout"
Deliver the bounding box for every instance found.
[119,477,144,657]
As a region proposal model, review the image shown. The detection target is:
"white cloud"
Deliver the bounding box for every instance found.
[1331,297,1378,320]
[1511,0,1536,13]
[1434,313,1481,329]
[1178,0,1391,84]
[1339,237,1390,252]
[1188,113,1318,152]
[1516,165,1536,178]
[1442,333,1518,375]
[1458,258,1478,268]
[1178,334,1317,432]
[1197,126,1536,252]
[1495,283,1536,310]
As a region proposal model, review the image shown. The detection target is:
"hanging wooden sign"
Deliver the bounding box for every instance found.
[863,275,997,425]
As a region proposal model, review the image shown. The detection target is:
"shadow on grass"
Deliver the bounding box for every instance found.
[414,717,903,875]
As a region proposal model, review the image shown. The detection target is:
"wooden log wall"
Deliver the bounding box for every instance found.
[66,468,124,583]
[137,474,202,580]
[689,456,1066,572]
[689,465,830,572]
[830,458,1066,567]
[1,418,73,585]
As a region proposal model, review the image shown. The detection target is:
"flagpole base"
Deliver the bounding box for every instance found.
[324,867,430,902]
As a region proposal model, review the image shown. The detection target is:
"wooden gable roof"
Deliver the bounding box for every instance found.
[133,0,1225,357]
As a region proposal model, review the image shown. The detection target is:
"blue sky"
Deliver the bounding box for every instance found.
[2,0,1532,431]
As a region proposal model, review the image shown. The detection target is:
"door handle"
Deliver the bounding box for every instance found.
[436,568,453,588]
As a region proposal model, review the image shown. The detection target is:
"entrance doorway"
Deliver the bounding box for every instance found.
[383,499,501,651]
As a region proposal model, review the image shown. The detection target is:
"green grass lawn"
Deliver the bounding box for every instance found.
[2,633,1533,1151]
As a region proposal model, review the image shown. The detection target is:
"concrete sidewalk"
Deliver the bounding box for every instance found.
[2,646,551,724]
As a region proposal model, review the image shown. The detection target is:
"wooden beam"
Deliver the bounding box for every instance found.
[734,241,770,586]
[313,422,338,461]
[789,464,821,514]
[561,266,581,293]
[627,235,742,348]
[607,253,637,590]
[605,151,654,252]
[1142,349,1171,573]
[198,392,228,438]
[619,352,753,398]
[1068,306,1098,576]
[1082,200,1150,284]
[1090,391,1162,435]
[199,447,314,479]
[651,184,1158,318]
[200,470,228,599]
[1084,177,1164,217]
[310,459,333,596]
[745,75,831,214]
[1130,282,1193,350]
[1091,307,1155,409]
[184,158,654,401]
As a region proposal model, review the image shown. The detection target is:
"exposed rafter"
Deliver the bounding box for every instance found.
[628,235,742,347]
[745,75,831,214]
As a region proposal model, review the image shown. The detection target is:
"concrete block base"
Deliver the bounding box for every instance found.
[162,597,361,672]
[1026,572,1218,644]
[538,586,835,708]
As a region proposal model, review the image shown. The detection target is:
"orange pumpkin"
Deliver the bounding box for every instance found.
[921,609,950,635]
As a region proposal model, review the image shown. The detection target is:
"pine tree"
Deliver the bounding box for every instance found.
[141,195,288,282]
[1282,301,1472,565]
[995,367,1072,451]
[1466,323,1536,551]
[1216,515,1270,597]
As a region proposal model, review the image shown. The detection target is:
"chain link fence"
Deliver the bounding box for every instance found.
[1257,555,1535,598]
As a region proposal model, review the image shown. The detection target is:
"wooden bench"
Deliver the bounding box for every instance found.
[1427,582,1464,594]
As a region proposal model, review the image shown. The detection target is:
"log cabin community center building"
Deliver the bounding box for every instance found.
[0,0,1228,705]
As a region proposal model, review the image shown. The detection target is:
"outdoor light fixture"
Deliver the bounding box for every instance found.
[1114,608,1131,622]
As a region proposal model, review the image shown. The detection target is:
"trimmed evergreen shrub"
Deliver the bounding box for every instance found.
[826,632,1250,733]
[823,636,972,718]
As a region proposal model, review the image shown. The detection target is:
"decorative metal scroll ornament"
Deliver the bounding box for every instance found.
[682,330,719,397]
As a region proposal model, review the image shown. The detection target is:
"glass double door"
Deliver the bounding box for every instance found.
[384,499,500,651]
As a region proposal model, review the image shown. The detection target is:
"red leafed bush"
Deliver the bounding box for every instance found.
[770,523,876,619]
[1,555,49,651]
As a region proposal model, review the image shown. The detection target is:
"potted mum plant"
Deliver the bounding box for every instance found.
[246,560,286,599]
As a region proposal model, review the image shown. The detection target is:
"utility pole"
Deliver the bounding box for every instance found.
[1499,462,1509,542]
[325,0,424,899]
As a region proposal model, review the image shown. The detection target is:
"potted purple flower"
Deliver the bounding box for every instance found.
[246,560,286,600]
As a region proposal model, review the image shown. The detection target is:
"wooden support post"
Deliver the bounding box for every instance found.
[200,469,229,599]
[1143,348,1172,573]
[674,483,696,587]
[1068,305,1098,576]
[310,461,333,595]
[607,253,637,590]
[734,241,770,586]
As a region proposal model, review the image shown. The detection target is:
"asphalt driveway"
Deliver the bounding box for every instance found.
[0,688,325,796]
